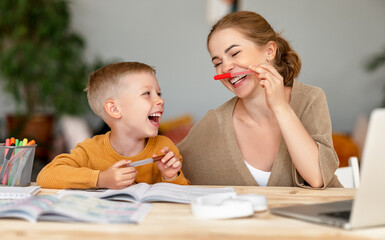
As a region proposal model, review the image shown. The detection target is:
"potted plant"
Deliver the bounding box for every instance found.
[0,0,102,160]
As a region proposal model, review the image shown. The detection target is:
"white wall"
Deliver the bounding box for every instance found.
[69,0,230,130]
[242,0,385,132]
[1,0,385,135]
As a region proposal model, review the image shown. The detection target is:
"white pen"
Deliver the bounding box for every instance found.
[129,155,165,167]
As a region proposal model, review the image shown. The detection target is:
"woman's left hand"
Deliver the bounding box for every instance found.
[248,64,286,111]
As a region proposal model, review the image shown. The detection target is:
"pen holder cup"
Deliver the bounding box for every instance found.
[0,144,37,186]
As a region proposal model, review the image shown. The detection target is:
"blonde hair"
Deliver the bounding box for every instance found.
[85,62,156,120]
[207,11,301,86]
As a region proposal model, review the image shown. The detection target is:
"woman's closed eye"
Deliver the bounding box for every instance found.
[213,61,222,68]
[231,51,240,57]
[212,51,240,68]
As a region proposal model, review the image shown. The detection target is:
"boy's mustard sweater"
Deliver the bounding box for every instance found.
[37,132,190,189]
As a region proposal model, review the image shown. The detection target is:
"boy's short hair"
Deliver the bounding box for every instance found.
[85,61,156,121]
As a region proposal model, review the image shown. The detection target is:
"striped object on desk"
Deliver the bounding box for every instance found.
[0,186,41,199]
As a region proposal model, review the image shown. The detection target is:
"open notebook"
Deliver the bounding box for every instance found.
[58,182,235,204]
[270,108,385,229]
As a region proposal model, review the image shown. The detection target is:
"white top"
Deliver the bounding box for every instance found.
[244,160,271,186]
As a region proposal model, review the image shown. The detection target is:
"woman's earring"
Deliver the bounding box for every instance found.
[267,56,272,61]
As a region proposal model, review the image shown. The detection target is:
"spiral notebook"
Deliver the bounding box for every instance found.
[0,186,41,199]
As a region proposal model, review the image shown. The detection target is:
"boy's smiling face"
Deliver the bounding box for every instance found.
[115,71,164,139]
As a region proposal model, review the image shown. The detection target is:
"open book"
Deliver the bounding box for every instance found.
[0,194,151,223]
[58,182,235,204]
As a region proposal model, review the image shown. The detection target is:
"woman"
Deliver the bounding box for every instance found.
[178,11,341,188]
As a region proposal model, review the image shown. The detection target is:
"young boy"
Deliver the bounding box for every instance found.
[37,62,190,189]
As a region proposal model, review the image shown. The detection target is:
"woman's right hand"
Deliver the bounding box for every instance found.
[248,64,288,112]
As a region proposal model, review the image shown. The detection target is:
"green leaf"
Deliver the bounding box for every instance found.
[0,0,109,116]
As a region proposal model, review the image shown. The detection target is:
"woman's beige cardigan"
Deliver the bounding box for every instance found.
[178,80,342,188]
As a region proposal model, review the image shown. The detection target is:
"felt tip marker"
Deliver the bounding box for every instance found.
[129,155,166,167]
[214,70,255,80]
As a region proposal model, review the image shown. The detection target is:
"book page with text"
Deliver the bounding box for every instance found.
[101,183,151,201]
[142,183,235,203]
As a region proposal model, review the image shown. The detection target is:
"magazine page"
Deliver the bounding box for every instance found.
[141,183,236,203]
[38,194,152,224]
[0,195,59,222]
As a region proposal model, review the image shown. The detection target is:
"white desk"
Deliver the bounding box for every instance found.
[1,186,384,239]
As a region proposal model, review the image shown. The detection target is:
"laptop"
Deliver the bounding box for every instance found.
[270,108,385,229]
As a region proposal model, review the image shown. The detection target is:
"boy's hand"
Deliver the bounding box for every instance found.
[155,147,181,181]
[97,160,137,189]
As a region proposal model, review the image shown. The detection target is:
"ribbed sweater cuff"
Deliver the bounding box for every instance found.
[162,171,190,185]
[90,170,101,188]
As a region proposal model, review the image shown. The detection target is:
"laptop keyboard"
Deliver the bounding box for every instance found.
[321,210,351,220]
